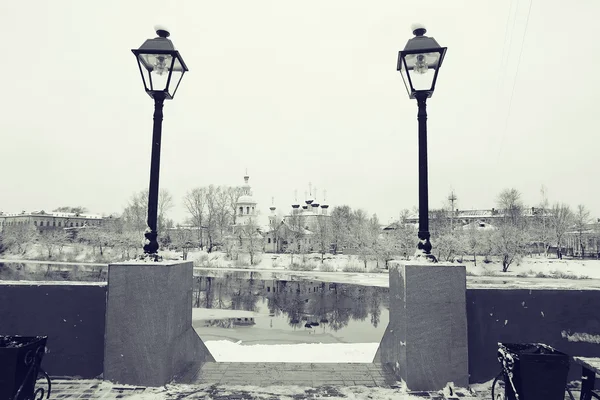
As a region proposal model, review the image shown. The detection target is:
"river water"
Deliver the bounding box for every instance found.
[0,262,389,344]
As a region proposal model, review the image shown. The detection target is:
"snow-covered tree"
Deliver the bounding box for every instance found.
[240,217,263,266]
[330,205,353,254]
[38,228,69,258]
[494,224,528,272]
[284,211,306,265]
[204,185,231,252]
[1,224,39,255]
[226,186,244,225]
[549,203,573,259]
[494,188,527,271]
[574,204,591,258]
[530,186,552,256]
[170,225,195,260]
[315,213,333,262]
[122,188,173,248]
[183,187,207,248]
[463,222,481,265]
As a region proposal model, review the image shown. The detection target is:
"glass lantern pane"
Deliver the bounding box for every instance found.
[403,52,439,92]
[136,53,172,92]
[407,67,436,92]
[167,70,184,98]
[399,62,412,97]
[404,52,441,70]
[135,59,152,92]
[171,57,184,72]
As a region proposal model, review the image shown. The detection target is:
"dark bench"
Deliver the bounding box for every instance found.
[573,356,600,400]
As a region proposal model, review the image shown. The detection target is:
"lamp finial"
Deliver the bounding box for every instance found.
[411,23,427,36]
[154,24,170,38]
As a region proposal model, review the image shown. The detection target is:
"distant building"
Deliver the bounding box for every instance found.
[564,221,600,258]
[233,174,258,233]
[384,207,550,232]
[226,174,263,250]
[0,210,105,233]
[266,189,332,254]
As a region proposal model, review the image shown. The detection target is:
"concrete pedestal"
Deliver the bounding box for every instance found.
[103,260,214,386]
[374,261,468,390]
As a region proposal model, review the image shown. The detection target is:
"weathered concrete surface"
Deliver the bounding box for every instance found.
[375,261,468,391]
[104,261,214,386]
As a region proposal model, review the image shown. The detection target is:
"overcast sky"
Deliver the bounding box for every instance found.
[1,0,598,225]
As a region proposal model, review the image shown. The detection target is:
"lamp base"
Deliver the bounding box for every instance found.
[139,253,162,262]
[413,251,438,263]
[414,237,437,263]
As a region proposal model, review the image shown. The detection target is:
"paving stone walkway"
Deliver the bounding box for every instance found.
[175,362,400,387]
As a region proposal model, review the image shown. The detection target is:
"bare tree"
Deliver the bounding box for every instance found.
[205,185,231,252]
[1,224,39,255]
[396,210,417,260]
[494,188,527,271]
[78,225,110,256]
[549,203,573,259]
[350,209,372,268]
[240,216,263,265]
[171,225,195,260]
[497,188,524,225]
[38,229,69,259]
[214,189,231,244]
[368,214,383,267]
[494,224,528,272]
[226,186,244,225]
[122,190,149,237]
[284,211,305,265]
[330,205,353,254]
[314,214,333,263]
[183,187,207,248]
[157,189,174,235]
[574,204,591,258]
[532,186,552,257]
[464,222,480,265]
[122,189,173,239]
[430,207,462,262]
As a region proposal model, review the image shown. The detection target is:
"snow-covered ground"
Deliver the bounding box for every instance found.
[117,383,476,400]
[4,244,600,281]
[173,249,600,281]
[204,340,379,363]
[3,250,600,290]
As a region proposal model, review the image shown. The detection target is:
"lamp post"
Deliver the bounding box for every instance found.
[397,24,447,261]
[132,26,189,260]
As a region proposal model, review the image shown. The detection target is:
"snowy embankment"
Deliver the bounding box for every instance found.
[204,340,379,363]
[4,251,600,290]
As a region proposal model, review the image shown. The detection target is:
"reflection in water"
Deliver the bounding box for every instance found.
[193,272,388,331]
[0,263,389,335]
[0,262,107,282]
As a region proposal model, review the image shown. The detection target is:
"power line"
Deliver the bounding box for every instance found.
[496,0,534,162]
[497,0,518,97]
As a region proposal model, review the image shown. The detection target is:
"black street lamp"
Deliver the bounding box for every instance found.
[132,26,189,260]
[397,24,447,261]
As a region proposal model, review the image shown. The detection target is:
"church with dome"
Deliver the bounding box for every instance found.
[225,173,333,255]
[226,174,262,252]
[233,174,257,230]
[265,186,332,254]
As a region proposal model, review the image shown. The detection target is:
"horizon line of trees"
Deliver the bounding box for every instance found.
[1,186,597,272]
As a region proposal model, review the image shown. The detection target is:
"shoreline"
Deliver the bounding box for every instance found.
[1,258,600,290]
